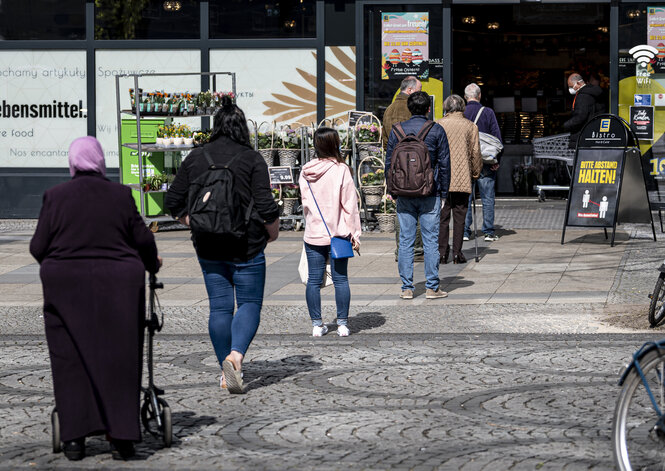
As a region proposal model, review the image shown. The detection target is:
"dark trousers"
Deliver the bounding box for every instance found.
[439,191,470,260]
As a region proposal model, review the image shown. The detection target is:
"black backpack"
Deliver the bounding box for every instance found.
[187,147,253,237]
[387,121,436,197]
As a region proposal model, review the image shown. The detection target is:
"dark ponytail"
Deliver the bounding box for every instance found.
[209,96,251,147]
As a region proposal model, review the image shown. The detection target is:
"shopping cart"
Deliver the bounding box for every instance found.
[532,133,576,202]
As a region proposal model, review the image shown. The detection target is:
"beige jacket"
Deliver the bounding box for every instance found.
[436,112,482,194]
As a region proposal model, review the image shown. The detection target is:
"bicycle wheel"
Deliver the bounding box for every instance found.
[161,404,172,448]
[613,349,665,470]
[649,274,665,327]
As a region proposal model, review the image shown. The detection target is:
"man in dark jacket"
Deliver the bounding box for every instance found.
[383,76,424,261]
[563,73,603,147]
[463,83,503,243]
[385,91,451,300]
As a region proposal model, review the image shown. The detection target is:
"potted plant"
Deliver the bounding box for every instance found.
[183,125,194,146]
[277,126,301,167]
[193,130,211,147]
[172,124,184,146]
[376,193,397,232]
[359,167,385,206]
[257,125,275,167]
[156,125,166,146]
[271,187,284,216]
[281,184,300,215]
[355,120,382,160]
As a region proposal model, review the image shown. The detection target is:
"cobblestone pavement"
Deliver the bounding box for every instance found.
[0,333,653,470]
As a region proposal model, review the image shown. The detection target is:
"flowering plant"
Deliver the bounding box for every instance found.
[282,184,300,199]
[337,127,351,149]
[360,168,385,186]
[279,128,301,149]
[381,194,396,214]
[271,188,281,200]
[193,130,212,146]
[356,123,380,142]
[257,131,274,149]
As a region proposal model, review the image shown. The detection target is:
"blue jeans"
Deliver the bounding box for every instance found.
[465,167,496,237]
[396,195,441,291]
[304,242,349,326]
[198,252,265,368]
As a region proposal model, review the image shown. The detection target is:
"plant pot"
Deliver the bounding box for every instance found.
[173,137,184,146]
[282,198,298,216]
[361,185,385,206]
[278,149,300,167]
[155,137,163,146]
[183,137,194,146]
[259,149,274,167]
[376,213,396,232]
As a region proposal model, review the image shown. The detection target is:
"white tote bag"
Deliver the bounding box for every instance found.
[298,247,334,287]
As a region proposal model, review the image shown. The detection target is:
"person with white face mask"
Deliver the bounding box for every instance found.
[563,73,603,148]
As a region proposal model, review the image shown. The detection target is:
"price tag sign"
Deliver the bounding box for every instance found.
[268,166,294,184]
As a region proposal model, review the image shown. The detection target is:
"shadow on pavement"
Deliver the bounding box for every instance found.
[243,355,321,392]
[349,311,385,334]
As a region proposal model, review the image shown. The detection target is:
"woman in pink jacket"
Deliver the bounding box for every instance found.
[299,127,361,337]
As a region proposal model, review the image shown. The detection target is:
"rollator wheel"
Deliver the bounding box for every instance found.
[51,409,61,453]
[141,396,172,447]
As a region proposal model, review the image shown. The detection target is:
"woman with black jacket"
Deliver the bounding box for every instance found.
[165,97,279,394]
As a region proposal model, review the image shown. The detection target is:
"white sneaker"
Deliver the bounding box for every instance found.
[463,235,470,241]
[312,325,328,337]
[484,234,499,242]
[337,325,350,337]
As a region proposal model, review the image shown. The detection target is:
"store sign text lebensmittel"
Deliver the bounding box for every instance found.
[0,51,88,168]
[381,12,429,80]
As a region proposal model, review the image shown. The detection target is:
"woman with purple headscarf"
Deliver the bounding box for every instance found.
[30,136,161,461]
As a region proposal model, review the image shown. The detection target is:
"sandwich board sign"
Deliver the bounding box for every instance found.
[561,114,656,246]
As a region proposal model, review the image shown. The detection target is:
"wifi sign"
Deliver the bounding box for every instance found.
[629,44,659,64]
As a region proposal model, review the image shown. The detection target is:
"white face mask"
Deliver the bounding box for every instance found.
[569,87,577,95]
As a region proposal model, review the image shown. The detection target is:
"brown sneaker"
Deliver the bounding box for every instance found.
[400,289,414,299]
[426,288,448,299]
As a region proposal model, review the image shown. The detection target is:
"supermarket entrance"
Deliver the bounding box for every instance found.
[452,3,610,195]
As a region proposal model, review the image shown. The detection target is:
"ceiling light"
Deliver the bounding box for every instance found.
[462,16,476,25]
[487,22,500,30]
[163,1,182,12]
[627,9,641,19]
[597,26,608,33]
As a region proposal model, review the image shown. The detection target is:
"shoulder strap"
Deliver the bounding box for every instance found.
[305,180,332,238]
[393,123,406,141]
[473,107,485,125]
[202,146,239,169]
[416,120,435,140]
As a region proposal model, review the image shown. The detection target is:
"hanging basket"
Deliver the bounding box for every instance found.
[362,185,384,206]
[282,198,299,215]
[259,149,274,167]
[356,142,382,160]
[278,149,300,167]
[376,213,396,232]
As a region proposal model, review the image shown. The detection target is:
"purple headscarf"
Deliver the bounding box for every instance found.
[68,136,106,177]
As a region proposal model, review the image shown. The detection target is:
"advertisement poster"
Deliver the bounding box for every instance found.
[381,12,429,80]
[649,7,665,59]
[566,148,624,227]
[0,51,87,168]
[630,105,654,140]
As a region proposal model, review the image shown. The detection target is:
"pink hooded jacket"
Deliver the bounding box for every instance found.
[299,158,362,246]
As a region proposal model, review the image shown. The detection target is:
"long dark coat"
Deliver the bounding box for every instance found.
[30,172,159,442]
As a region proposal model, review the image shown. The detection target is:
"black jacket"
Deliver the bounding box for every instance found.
[165,136,279,262]
[563,84,603,142]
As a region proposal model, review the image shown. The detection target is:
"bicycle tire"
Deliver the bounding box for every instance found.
[648,274,665,327]
[613,348,665,470]
[51,409,61,453]
[161,403,172,448]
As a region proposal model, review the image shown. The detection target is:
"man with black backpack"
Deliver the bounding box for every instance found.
[385,91,451,300]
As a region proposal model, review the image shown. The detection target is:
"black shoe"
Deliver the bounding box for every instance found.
[111,439,135,461]
[63,438,85,461]
[453,253,467,264]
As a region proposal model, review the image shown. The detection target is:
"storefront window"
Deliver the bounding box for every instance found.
[209,1,316,39]
[619,3,665,209]
[95,0,200,40]
[0,1,85,40]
